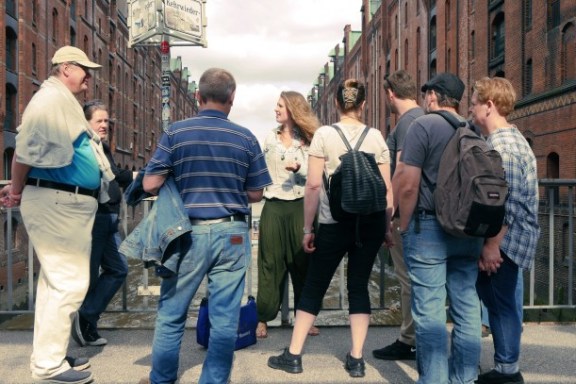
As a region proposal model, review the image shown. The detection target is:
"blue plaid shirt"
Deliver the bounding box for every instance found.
[487,126,540,269]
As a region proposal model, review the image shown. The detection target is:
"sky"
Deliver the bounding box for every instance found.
[171,0,363,144]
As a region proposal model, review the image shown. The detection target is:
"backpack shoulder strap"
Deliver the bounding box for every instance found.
[331,124,352,151]
[429,110,467,130]
[353,126,371,151]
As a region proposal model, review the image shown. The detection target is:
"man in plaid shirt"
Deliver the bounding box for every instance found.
[469,77,540,384]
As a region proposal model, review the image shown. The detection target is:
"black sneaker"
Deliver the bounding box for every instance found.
[344,353,365,378]
[84,328,107,347]
[71,313,107,347]
[71,314,87,347]
[64,356,90,371]
[35,368,93,384]
[372,339,416,360]
[476,369,524,384]
[267,348,303,374]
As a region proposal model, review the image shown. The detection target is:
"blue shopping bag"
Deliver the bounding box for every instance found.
[196,295,258,350]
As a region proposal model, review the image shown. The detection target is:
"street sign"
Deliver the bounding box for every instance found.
[128,0,207,48]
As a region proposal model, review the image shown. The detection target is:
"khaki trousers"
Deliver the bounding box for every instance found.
[390,217,415,346]
[20,186,97,379]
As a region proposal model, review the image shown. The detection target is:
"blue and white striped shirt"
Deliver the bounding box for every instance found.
[146,109,272,219]
[487,126,540,269]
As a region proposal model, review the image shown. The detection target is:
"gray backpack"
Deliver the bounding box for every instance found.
[432,111,508,238]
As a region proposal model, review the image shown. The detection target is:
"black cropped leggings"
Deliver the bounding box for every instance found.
[297,214,386,315]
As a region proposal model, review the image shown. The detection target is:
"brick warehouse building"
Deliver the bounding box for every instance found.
[312,0,576,182]
[0,0,197,177]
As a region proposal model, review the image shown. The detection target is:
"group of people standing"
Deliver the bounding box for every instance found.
[263,70,538,384]
[0,44,538,384]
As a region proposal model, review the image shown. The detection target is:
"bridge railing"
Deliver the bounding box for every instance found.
[1,180,575,323]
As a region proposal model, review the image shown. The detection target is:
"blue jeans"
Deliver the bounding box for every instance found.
[477,252,522,372]
[150,220,250,384]
[480,268,523,329]
[402,214,483,384]
[80,212,128,327]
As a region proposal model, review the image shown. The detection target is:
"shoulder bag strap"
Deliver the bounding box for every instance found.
[428,110,467,130]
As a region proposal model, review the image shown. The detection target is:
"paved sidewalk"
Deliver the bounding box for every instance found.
[0,323,575,383]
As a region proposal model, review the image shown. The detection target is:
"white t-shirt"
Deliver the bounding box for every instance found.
[308,123,390,223]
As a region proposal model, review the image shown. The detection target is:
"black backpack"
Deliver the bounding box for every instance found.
[432,110,508,238]
[323,125,387,222]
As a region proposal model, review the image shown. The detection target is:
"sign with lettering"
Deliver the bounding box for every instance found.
[128,0,207,47]
[164,0,202,38]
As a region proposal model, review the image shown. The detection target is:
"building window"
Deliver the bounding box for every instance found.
[32,43,37,75]
[32,0,38,26]
[395,14,398,39]
[547,0,560,30]
[4,84,18,131]
[524,59,533,96]
[447,48,451,72]
[430,16,437,52]
[404,2,408,27]
[471,30,476,59]
[546,152,560,203]
[52,9,59,42]
[491,13,505,61]
[6,0,16,17]
[70,0,76,21]
[4,148,14,179]
[561,23,576,81]
[445,0,451,31]
[83,35,89,57]
[404,39,409,70]
[430,59,437,79]
[70,27,77,46]
[523,0,532,30]
[395,49,399,70]
[6,27,17,72]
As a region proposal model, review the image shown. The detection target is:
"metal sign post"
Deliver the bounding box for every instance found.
[128,0,207,131]
[160,39,171,131]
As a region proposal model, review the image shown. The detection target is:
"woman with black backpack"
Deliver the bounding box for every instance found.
[267,79,393,378]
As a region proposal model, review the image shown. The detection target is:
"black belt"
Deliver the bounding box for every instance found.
[26,178,99,198]
[190,214,246,226]
[266,197,303,202]
[417,209,435,217]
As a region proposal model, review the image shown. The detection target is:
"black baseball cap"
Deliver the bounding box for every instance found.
[421,73,465,102]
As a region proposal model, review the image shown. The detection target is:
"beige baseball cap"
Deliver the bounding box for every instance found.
[51,46,102,69]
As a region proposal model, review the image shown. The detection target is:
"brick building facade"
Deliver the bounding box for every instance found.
[0,0,197,177]
[312,0,576,181]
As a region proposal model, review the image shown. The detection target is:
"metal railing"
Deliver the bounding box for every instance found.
[1,180,575,322]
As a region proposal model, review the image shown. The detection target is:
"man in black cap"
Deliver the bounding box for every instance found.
[393,73,484,383]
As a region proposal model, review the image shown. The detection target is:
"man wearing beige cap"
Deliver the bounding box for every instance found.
[1,46,113,384]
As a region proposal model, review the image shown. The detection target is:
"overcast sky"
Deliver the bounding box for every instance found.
[171,0,362,144]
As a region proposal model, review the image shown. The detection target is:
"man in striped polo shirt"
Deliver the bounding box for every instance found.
[142,68,272,384]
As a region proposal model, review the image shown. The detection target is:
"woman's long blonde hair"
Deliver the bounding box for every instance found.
[280,91,320,145]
